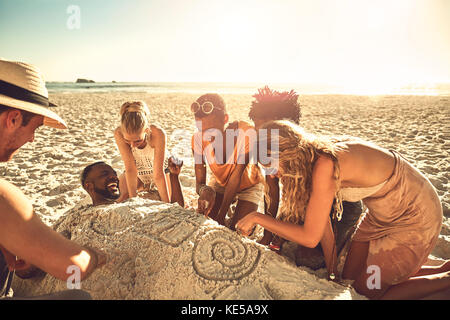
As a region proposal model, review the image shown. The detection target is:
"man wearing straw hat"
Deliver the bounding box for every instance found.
[0,59,106,299]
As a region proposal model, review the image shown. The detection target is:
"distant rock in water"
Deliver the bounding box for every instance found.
[76,78,95,83]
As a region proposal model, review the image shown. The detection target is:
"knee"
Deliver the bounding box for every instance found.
[352,276,389,300]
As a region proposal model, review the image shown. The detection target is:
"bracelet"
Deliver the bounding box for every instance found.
[269,243,281,251]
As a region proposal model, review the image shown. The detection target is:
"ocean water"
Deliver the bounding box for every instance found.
[46,81,450,96]
[46,82,269,95]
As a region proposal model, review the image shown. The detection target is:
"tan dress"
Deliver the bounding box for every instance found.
[338,150,443,285]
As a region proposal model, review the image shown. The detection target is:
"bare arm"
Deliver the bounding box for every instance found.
[215,128,253,224]
[216,163,246,224]
[169,173,184,207]
[193,144,219,215]
[114,128,138,199]
[320,216,338,279]
[167,157,185,208]
[151,127,170,203]
[195,163,207,194]
[195,161,216,215]
[236,156,336,249]
[260,175,280,245]
[265,175,280,218]
[192,132,207,194]
[194,159,206,194]
[0,180,105,281]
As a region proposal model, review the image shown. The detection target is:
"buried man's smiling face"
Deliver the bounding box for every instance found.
[84,163,120,204]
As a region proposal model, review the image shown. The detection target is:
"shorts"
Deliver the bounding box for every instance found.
[210,178,264,206]
[293,200,363,270]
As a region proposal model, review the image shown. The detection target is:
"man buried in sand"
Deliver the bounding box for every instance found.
[191,93,263,230]
[248,86,363,271]
[81,158,184,207]
[236,120,450,299]
[0,59,105,300]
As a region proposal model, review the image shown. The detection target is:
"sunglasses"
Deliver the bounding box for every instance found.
[190,101,223,115]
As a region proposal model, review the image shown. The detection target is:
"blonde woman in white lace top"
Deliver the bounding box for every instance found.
[114,101,170,203]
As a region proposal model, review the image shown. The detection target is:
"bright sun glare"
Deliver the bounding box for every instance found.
[5,0,447,94]
[191,0,447,94]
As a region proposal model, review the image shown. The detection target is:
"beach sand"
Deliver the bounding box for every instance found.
[2,92,449,299]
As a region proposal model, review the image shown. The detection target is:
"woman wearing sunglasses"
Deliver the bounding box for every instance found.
[191,93,263,230]
[114,101,182,205]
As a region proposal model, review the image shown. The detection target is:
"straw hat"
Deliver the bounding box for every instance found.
[0,59,67,129]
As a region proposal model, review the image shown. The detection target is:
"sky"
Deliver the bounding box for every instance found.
[1,0,449,92]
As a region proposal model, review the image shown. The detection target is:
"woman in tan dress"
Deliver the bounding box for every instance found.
[236,120,449,299]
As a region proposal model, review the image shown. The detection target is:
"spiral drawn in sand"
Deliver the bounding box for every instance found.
[192,229,260,281]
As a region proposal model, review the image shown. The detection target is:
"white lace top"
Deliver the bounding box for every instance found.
[131,143,155,187]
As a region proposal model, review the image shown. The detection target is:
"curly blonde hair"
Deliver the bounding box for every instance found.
[260,120,343,224]
[119,101,150,133]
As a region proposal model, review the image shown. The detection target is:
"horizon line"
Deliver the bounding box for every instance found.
[46,80,450,86]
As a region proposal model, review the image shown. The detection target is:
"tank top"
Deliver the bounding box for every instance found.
[131,142,155,188]
[191,121,261,191]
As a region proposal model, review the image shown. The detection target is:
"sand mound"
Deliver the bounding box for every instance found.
[11,198,364,300]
